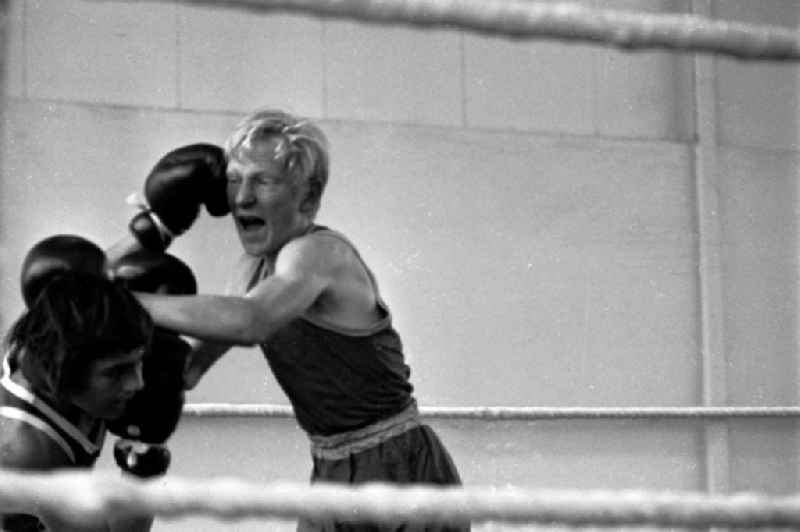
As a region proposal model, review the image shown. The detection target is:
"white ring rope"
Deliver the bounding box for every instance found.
[184,403,800,420]
[99,0,800,61]
[2,469,800,528]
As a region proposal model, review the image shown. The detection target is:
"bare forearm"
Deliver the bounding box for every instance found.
[135,293,268,345]
[184,339,232,390]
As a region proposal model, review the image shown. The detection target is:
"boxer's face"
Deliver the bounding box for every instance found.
[70,347,146,420]
[226,137,311,257]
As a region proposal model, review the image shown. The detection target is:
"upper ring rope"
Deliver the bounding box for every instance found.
[184,403,800,420]
[101,0,800,61]
[3,469,800,528]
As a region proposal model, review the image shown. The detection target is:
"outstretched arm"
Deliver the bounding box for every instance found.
[135,234,335,346]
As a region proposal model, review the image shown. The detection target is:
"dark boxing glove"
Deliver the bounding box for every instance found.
[113,438,171,480]
[109,329,190,478]
[108,251,197,477]
[111,248,197,296]
[129,143,227,253]
[20,234,107,307]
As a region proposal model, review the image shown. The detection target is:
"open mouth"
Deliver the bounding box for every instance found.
[237,216,266,231]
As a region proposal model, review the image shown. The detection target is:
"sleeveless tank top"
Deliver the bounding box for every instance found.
[0,351,105,531]
[247,226,415,436]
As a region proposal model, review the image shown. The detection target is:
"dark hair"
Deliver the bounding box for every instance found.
[5,272,153,398]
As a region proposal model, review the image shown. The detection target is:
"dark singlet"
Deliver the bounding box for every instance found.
[250,227,467,532]
[0,352,105,531]
[249,226,415,437]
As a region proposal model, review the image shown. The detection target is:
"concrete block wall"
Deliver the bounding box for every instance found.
[1,0,799,530]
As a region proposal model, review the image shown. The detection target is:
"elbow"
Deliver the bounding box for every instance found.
[227,326,267,347]
[231,332,267,347]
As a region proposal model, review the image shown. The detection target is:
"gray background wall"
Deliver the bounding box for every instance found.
[0,0,798,530]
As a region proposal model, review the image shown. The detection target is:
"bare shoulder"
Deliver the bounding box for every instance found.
[280,231,356,272]
[0,417,73,470]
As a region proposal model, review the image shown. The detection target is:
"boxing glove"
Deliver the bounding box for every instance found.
[113,438,171,479]
[110,249,197,296]
[108,251,197,477]
[108,329,190,478]
[20,234,107,307]
[129,143,227,252]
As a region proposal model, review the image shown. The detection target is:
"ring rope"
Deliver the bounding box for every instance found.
[102,0,800,61]
[2,469,800,528]
[184,403,800,420]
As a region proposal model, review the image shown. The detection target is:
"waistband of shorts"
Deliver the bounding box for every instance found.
[309,401,420,461]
